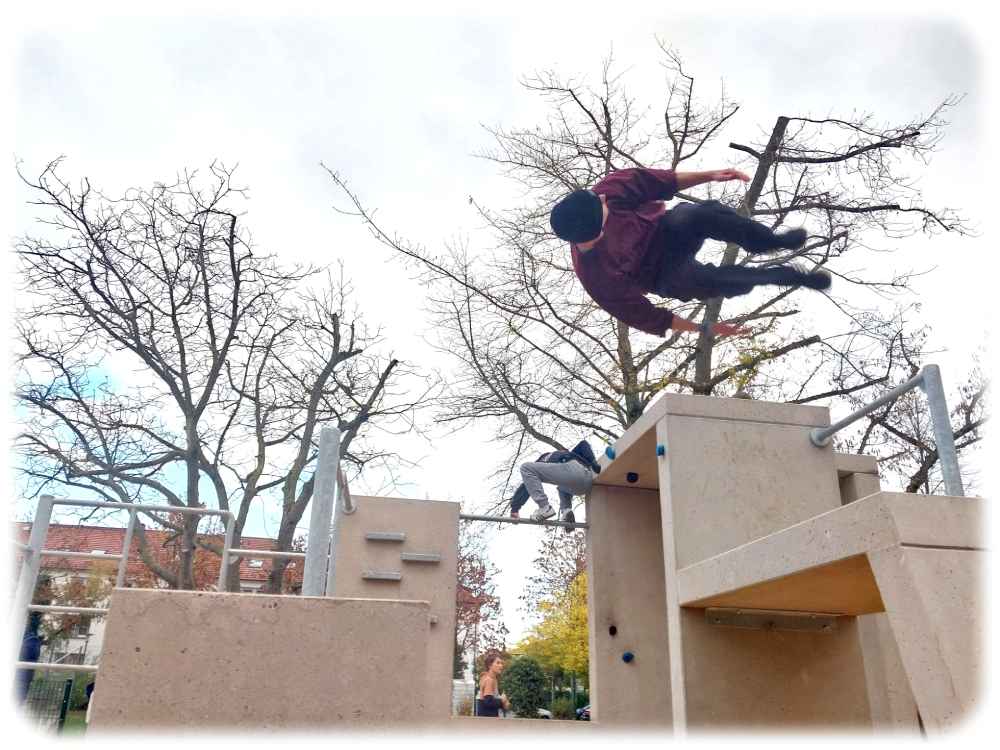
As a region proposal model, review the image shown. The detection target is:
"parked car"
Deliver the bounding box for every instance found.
[537,708,552,719]
[575,704,590,721]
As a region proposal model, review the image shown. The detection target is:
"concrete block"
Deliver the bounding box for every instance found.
[89,589,432,729]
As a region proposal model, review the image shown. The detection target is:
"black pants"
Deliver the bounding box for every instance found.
[654,201,813,300]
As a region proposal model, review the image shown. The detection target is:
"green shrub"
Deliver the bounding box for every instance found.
[499,656,547,719]
[550,696,576,720]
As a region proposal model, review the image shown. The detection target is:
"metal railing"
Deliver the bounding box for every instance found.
[459,513,589,530]
[809,364,964,497]
[11,498,235,676]
[13,432,353,674]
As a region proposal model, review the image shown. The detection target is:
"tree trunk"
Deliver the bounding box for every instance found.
[694,116,790,392]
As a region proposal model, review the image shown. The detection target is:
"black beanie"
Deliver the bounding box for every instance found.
[549,190,603,243]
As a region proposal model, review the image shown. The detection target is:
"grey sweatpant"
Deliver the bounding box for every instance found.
[519,460,593,510]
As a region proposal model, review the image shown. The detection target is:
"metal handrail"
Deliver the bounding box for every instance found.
[12,496,237,672]
[459,513,589,530]
[39,550,124,562]
[228,549,307,560]
[14,661,98,674]
[809,364,964,496]
[29,605,110,616]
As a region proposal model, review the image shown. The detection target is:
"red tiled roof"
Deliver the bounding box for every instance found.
[14,523,303,585]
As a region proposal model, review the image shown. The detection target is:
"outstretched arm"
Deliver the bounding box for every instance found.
[675,169,750,191]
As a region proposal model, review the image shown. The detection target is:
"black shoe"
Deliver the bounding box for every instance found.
[775,228,808,250]
[560,509,576,533]
[801,270,832,290]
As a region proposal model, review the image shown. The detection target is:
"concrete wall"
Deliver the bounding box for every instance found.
[89,589,432,729]
[655,396,872,730]
[586,485,671,728]
[329,495,459,720]
[836,452,920,734]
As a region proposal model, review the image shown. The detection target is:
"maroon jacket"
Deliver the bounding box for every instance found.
[570,168,679,336]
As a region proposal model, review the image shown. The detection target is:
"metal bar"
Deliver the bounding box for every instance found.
[40,550,123,562]
[218,513,236,592]
[12,495,54,663]
[325,430,346,598]
[920,364,965,496]
[29,605,109,616]
[14,661,99,674]
[339,466,355,515]
[303,426,340,597]
[49,497,232,517]
[809,363,965,497]
[116,509,137,588]
[459,513,589,530]
[228,549,307,560]
[810,370,925,448]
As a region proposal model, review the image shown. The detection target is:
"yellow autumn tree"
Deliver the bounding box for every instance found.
[516,573,588,680]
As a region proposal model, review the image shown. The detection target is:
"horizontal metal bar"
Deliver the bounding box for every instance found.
[810,370,925,447]
[366,532,406,542]
[459,514,589,530]
[14,661,99,673]
[39,549,122,562]
[41,550,123,562]
[29,605,110,616]
[228,549,306,560]
[401,553,441,563]
[50,498,233,518]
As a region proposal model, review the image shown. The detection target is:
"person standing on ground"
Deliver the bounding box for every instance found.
[476,653,511,718]
[549,166,831,338]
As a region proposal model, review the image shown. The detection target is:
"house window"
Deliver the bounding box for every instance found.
[71,617,92,637]
[247,559,264,569]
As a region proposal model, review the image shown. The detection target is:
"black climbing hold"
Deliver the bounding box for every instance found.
[609,625,617,637]
[626,472,638,484]
[622,651,634,663]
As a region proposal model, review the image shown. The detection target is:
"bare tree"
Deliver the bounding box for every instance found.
[15,159,433,591]
[324,45,975,506]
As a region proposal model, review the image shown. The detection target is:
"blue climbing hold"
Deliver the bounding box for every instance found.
[656,444,666,456]
[605,446,616,460]
[622,651,635,663]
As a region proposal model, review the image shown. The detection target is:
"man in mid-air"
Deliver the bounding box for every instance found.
[549,167,831,338]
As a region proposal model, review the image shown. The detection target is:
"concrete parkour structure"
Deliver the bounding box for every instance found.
[12,365,983,734]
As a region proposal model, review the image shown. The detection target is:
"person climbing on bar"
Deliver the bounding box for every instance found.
[509,439,601,532]
[548,166,831,338]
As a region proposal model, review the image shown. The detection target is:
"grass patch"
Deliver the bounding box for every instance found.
[61,710,87,735]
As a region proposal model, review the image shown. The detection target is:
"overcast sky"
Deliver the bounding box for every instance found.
[7,5,994,643]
